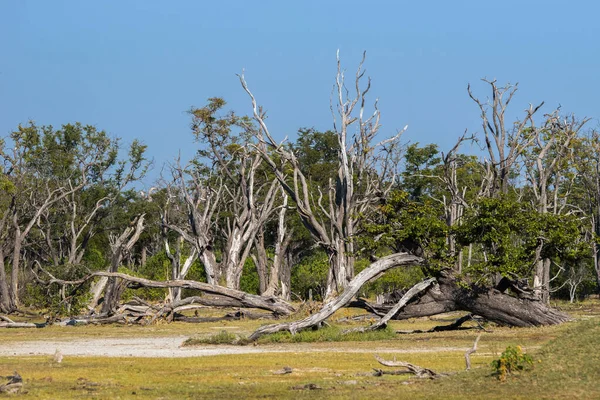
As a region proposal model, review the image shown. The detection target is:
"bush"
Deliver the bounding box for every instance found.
[491,345,533,381]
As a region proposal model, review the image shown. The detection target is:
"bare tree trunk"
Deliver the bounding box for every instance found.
[594,241,600,295]
[9,237,22,309]
[0,247,14,313]
[101,215,145,315]
[87,276,108,311]
[252,231,269,295]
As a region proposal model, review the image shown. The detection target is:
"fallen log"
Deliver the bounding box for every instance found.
[38,271,296,317]
[355,271,571,327]
[248,253,424,340]
[0,322,46,328]
[100,272,296,316]
[396,314,490,334]
[0,371,23,394]
[374,355,440,379]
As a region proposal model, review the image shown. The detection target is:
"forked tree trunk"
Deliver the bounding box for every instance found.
[101,215,145,315]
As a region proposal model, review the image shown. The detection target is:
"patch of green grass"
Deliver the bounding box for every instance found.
[183,330,243,346]
[256,325,398,344]
[407,317,600,399]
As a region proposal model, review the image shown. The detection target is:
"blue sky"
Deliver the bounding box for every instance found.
[2,1,599,187]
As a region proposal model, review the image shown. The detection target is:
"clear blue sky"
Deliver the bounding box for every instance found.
[2,1,599,187]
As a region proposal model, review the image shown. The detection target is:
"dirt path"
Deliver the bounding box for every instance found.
[1,336,469,358]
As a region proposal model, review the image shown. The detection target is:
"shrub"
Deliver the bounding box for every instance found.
[491,345,534,381]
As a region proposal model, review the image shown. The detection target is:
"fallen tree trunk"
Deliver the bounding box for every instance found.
[358,272,571,326]
[248,253,424,340]
[374,355,440,379]
[51,271,295,317]
[0,322,46,328]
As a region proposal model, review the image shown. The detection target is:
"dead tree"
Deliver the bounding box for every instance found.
[100,214,145,315]
[162,159,222,286]
[36,270,296,317]
[252,190,293,297]
[574,131,600,294]
[468,79,544,196]
[522,112,589,303]
[357,271,570,326]
[239,51,405,298]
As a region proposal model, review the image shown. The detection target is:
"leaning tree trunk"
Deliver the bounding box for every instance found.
[249,252,424,340]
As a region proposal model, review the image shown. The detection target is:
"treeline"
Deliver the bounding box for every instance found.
[1,59,599,315]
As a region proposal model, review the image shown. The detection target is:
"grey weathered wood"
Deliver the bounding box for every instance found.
[465,333,482,370]
[374,355,440,379]
[346,278,435,334]
[248,253,423,340]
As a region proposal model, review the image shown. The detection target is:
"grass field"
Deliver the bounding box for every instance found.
[0,300,598,399]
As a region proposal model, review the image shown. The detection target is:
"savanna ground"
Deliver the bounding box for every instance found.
[1,300,599,399]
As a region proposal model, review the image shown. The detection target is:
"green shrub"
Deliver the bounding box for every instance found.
[491,345,534,381]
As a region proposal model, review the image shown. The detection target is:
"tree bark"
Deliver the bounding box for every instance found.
[366,272,570,326]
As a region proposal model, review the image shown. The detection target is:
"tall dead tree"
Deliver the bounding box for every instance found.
[100,214,145,315]
[239,51,405,298]
[468,80,544,196]
[162,160,221,286]
[252,190,293,297]
[522,112,589,303]
[573,130,600,294]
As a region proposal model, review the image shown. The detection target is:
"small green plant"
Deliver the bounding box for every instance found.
[491,345,534,381]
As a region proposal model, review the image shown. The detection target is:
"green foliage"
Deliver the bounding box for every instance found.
[239,257,260,295]
[120,263,168,302]
[23,263,92,316]
[291,250,329,300]
[361,190,450,270]
[357,259,425,298]
[456,195,586,281]
[491,345,534,381]
[402,142,441,199]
